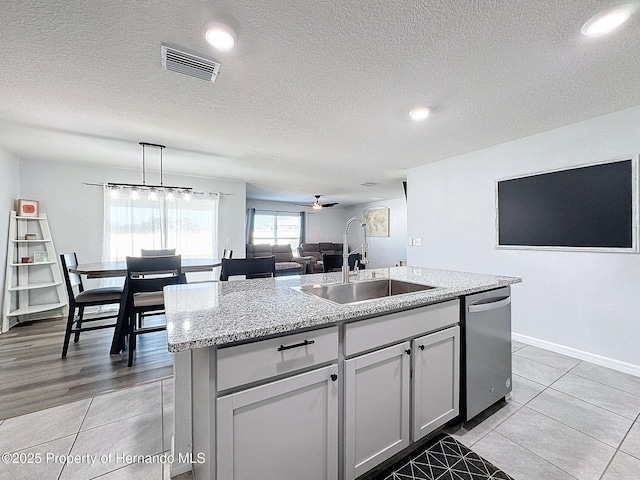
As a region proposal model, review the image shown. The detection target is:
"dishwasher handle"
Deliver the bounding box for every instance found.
[467,295,510,313]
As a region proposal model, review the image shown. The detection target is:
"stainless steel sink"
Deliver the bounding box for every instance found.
[294,279,438,305]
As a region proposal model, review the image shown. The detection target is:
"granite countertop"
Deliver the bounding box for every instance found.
[164,266,521,352]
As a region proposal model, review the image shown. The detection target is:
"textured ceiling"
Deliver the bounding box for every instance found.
[1,1,639,206]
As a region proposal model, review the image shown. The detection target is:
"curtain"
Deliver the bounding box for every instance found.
[299,211,306,245]
[246,208,256,245]
[103,186,219,261]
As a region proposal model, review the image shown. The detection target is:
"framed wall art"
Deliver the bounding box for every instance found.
[17,199,40,217]
[496,156,638,252]
[363,207,389,237]
[33,251,49,263]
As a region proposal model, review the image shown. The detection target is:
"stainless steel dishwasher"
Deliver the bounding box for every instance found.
[462,286,512,421]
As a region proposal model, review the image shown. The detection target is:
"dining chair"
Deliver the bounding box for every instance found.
[220,256,276,281]
[125,254,183,366]
[321,253,362,273]
[141,248,176,256]
[222,248,233,259]
[59,253,124,358]
[137,248,177,327]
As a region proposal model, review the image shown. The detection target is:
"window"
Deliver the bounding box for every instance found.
[103,186,219,261]
[252,211,302,250]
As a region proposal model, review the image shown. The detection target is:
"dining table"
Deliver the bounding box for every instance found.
[70,257,221,354]
[71,257,221,279]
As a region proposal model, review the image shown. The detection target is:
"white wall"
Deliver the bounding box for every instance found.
[347,197,408,268]
[407,105,640,370]
[19,159,246,284]
[0,147,21,318]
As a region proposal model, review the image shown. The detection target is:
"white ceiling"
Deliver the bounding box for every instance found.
[1,1,639,206]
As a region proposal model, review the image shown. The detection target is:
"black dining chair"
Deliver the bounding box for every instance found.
[60,253,124,358]
[125,255,184,366]
[222,248,233,259]
[220,256,276,281]
[321,253,363,273]
[138,249,177,326]
[141,248,176,256]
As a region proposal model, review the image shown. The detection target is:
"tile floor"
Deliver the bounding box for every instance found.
[447,341,640,480]
[0,377,188,480]
[0,341,639,479]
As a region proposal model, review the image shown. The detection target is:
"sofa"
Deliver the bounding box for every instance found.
[298,242,344,273]
[246,244,307,276]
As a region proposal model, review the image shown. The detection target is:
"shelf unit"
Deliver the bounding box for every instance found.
[2,212,68,333]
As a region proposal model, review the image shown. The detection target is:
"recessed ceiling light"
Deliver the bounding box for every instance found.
[581,5,634,36]
[205,22,237,50]
[360,182,378,187]
[409,107,430,121]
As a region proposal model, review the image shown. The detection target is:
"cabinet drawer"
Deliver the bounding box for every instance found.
[217,326,339,391]
[344,299,459,357]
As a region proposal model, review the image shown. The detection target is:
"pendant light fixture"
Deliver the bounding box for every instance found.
[104,142,194,200]
[83,142,223,201]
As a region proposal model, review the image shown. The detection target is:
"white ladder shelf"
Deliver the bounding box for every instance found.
[2,212,68,333]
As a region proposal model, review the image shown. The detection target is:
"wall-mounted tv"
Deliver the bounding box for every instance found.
[496,156,638,252]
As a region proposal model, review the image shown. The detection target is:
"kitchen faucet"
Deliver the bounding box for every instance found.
[342,216,368,283]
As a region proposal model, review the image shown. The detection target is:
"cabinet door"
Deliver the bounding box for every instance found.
[217,364,338,480]
[412,326,460,441]
[344,342,411,480]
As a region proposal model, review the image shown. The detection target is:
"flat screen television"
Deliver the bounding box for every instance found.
[496,156,638,251]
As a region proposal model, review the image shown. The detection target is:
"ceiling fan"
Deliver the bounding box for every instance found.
[296,195,339,210]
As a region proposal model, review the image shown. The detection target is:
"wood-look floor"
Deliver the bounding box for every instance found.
[0,315,172,420]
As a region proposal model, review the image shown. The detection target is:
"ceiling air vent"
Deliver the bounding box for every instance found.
[161,45,220,83]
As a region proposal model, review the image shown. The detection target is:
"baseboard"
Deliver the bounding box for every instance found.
[513,333,640,378]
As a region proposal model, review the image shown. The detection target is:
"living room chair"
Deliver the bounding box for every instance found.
[246,244,305,275]
[141,248,176,256]
[220,256,276,281]
[125,254,184,367]
[299,242,344,273]
[322,253,362,273]
[60,252,124,358]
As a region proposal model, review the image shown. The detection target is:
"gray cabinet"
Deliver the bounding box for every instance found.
[189,300,460,480]
[343,301,460,480]
[412,326,460,441]
[217,364,339,480]
[344,342,411,480]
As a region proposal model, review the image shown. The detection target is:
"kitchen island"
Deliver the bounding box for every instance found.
[164,266,521,479]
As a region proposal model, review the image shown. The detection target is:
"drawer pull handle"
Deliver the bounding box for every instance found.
[405,349,411,355]
[331,374,338,381]
[419,345,425,350]
[277,339,315,351]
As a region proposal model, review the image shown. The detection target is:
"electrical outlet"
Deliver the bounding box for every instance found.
[414,238,422,246]
[225,237,232,245]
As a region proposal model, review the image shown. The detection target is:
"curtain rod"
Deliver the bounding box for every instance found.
[254,209,305,214]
